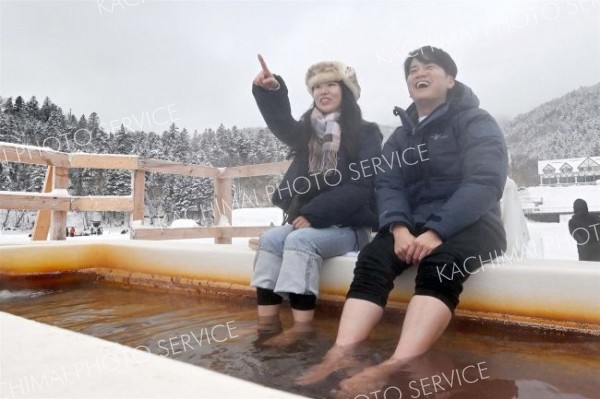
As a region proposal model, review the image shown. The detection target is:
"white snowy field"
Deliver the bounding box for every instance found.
[0,208,285,247]
[0,206,584,261]
[2,185,598,260]
[519,184,600,213]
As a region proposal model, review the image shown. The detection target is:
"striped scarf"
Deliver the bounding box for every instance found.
[308,108,341,173]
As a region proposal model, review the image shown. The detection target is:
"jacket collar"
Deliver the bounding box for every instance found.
[393,81,478,134]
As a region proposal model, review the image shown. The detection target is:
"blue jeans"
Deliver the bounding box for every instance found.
[251,224,371,297]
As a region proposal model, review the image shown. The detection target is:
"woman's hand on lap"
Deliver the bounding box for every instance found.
[292,216,311,229]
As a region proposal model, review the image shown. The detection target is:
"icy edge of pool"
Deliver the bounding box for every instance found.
[0,311,307,399]
[1,240,599,332]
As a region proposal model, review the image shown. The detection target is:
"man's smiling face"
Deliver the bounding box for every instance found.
[407,58,455,109]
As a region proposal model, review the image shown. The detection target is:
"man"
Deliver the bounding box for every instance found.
[569,198,600,261]
[298,46,508,391]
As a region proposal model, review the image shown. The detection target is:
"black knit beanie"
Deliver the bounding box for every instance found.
[573,198,588,214]
[404,46,458,80]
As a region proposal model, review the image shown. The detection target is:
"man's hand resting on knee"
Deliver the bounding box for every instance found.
[392,225,442,266]
[391,225,416,263]
[405,230,442,265]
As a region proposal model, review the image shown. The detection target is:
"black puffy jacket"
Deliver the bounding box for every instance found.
[377,81,508,240]
[252,75,382,229]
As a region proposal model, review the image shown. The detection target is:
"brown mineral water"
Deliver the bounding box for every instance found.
[0,274,598,399]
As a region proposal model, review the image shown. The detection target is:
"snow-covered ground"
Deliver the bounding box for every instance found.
[526,221,579,260]
[3,185,598,260]
[0,206,585,261]
[520,184,600,213]
[0,208,285,247]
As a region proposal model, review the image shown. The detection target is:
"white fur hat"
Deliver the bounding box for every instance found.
[305,61,361,101]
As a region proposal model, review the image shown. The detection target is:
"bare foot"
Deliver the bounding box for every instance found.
[335,351,456,399]
[335,359,405,399]
[231,317,281,338]
[263,321,313,347]
[296,344,362,386]
[256,315,282,334]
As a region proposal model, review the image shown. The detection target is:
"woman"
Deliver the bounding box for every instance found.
[250,54,382,334]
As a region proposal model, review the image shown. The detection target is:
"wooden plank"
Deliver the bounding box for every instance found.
[213,177,233,244]
[71,196,133,212]
[131,226,270,240]
[219,161,291,178]
[0,191,70,211]
[49,167,69,240]
[132,170,145,221]
[0,143,69,167]
[69,153,139,170]
[0,193,132,212]
[221,226,271,237]
[138,158,219,178]
[31,166,54,240]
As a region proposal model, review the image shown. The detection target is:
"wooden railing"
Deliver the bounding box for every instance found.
[0,142,290,243]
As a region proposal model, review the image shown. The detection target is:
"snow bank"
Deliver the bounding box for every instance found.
[170,219,199,228]
[0,206,584,261]
[520,185,600,213]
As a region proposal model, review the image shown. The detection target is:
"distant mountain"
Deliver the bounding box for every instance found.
[503,83,600,185]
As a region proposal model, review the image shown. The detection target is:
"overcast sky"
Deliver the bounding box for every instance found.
[1,0,598,133]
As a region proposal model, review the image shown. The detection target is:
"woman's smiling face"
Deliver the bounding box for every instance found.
[312,81,342,114]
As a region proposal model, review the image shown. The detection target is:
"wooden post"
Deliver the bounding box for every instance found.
[49,166,69,240]
[132,170,145,222]
[31,166,54,240]
[213,176,232,244]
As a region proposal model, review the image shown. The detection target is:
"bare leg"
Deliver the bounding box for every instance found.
[264,310,314,346]
[296,298,383,385]
[292,308,314,323]
[335,298,384,345]
[335,295,452,396]
[257,304,280,317]
[390,295,452,360]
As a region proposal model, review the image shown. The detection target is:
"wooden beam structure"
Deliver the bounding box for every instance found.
[219,161,290,178]
[0,191,70,211]
[0,142,291,242]
[131,226,270,240]
[50,166,69,240]
[0,193,133,212]
[69,153,139,170]
[138,158,220,178]
[0,143,69,167]
[31,166,54,240]
[213,176,233,244]
[132,170,145,221]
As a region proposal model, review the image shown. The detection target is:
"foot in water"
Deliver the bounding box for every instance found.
[296,344,364,385]
[334,359,405,399]
[263,321,314,347]
[335,350,457,399]
[231,316,282,338]
[257,315,282,334]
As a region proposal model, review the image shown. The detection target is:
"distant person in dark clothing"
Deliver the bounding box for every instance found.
[569,199,600,261]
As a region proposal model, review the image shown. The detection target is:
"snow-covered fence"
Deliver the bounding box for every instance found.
[0,142,290,242]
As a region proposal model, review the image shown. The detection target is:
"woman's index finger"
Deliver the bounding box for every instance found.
[257,54,272,76]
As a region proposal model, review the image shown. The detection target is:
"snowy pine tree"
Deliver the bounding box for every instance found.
[25,96,40,118]
[505,83,600,186]
[2,97,15,114]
